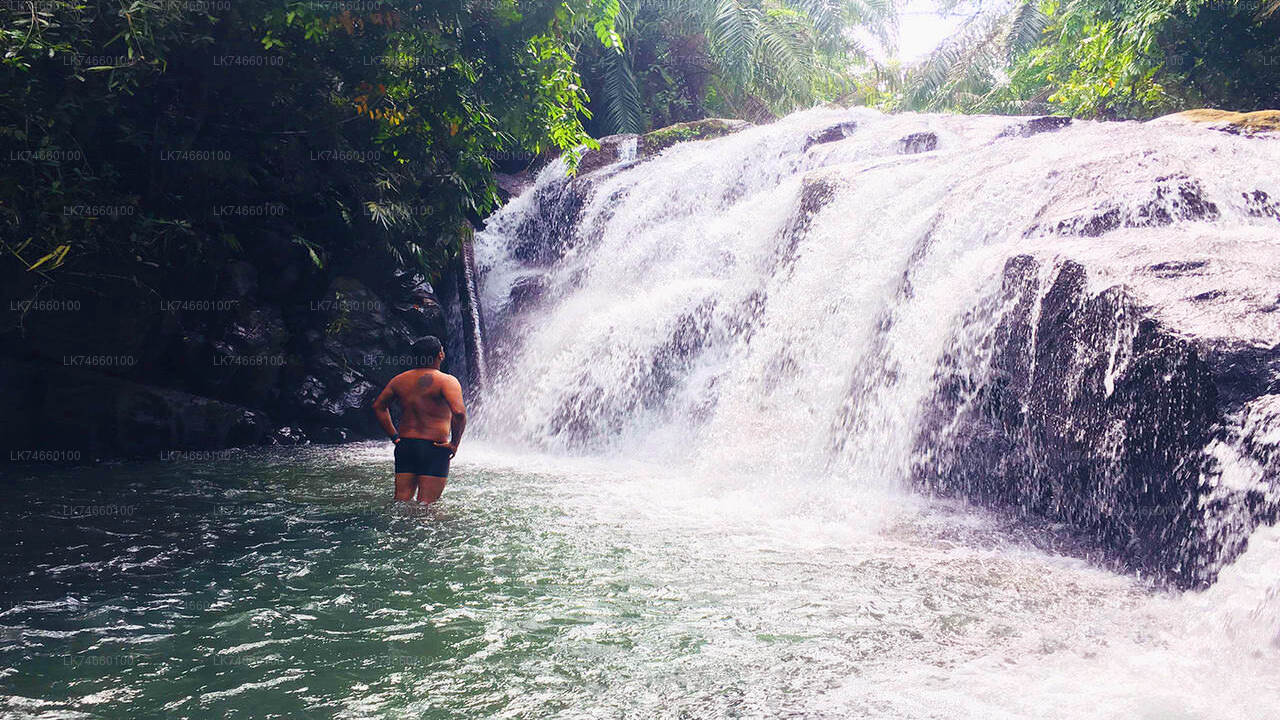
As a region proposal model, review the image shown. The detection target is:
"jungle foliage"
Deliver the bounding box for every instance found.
[897,0,1280,118]
[1,0,616,291]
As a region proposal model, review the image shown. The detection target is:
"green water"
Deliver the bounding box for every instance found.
[3,442,1278,719]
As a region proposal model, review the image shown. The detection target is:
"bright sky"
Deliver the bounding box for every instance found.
[897,0,970,61]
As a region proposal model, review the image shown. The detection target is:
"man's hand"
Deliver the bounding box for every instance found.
[433,440,458,459]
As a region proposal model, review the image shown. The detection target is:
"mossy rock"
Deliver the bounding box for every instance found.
[1160,109,1280,135]
[639,118,751,155]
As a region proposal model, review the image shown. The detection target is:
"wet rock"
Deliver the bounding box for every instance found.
[309,426,350,444]
[998,115,1072,139]
[803,122,858,150]
[508,275,550,313]
[914,256,1271,588]
[898,132,938,154]
[279,276,445,438]
[494,172,534,204]
[509,172,589,265]
[773,175,842,273]
[1241,189,1280,221]
[1190,289,1227,302]
[269,425,308,445]
[639,118,751,156]
[1148,259,1211,277]
[200,305,289,408]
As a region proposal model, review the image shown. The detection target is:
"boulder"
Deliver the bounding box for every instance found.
[494,171,535,203]
[915,255,1277,588]
[268,425,308,446]
[639,118,751,156]
[0,359,270,461]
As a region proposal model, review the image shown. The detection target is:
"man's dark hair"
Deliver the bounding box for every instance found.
[413,335,443,365]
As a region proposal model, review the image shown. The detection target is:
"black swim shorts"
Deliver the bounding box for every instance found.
[394,438,451,477]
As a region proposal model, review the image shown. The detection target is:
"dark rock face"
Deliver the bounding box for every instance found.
[1242,189,1280,221]
[507,275,550,314]
[1,259,449,460]
[804,122,858,150]
[913,255,1268,588]
[774,176,841,273]
[998,115,1072,139]
[898,132,938,154]
[435,229,487,399]
[494,172,535,204]
[281,275,446,437]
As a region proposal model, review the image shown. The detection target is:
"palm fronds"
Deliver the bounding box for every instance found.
[590,0,898,134]
[601,45,646,133]
[902,0,1049,112]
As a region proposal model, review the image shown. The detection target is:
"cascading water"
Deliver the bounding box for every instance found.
[474,106,1279,585]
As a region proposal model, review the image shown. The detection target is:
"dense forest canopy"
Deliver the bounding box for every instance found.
[1,0,615,290]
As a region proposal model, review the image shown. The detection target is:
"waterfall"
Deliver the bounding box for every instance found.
[473,107,1280,586]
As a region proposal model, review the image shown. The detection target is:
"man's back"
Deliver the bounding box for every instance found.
[391,369,462,442]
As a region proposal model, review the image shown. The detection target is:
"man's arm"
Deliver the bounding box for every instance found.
[435,375,466,458]
[372,378,399,442]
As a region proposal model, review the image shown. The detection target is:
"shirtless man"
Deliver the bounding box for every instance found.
[372,336,466,504]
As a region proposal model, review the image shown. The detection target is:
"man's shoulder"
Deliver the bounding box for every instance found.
[388,369,422,386]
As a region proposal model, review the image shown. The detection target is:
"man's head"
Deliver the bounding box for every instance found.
[414,335,444,369]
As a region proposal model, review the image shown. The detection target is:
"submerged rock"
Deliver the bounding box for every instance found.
[898,131,938,154]
[998,115,1072,138]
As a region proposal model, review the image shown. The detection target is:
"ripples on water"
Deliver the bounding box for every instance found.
[2,442,1278,719]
